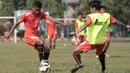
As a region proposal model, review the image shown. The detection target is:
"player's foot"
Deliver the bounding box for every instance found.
[71,64,84,73]
[101,70,107,73]
[95,55,99,58]
[105,53,109,57]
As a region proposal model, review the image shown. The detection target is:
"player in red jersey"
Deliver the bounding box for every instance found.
[4,1,66,72]
[46,14,57,51]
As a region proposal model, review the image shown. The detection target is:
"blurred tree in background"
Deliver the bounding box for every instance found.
[0,0,129,37]
[0,0,65,33]
[74,0,130,24]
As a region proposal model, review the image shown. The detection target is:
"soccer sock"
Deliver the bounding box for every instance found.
[43,53,50,61]
[52,40,56,50]
[73,53,82,65]
[37,46,44,61]
[99,53,106,71]
[104,42,110,53]
[49,40,52,49]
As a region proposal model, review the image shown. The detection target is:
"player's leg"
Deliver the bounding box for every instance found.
[52,39,56,50]
[48,34,52,50]
[49,39,52,50]
[104,41,110,57]
[71,41,91,73]
[71,48,84,73]
[104,32,110,57]
[96,32,110,58]
[52,33,57,51]
[35,38,50,63]
[24,36,50,72]
[96,44,106,73]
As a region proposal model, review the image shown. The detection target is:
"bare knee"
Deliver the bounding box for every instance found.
[73,48,82,54]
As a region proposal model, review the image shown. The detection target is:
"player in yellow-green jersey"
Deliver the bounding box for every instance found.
[71,0,130,73]
[74,13,85,44]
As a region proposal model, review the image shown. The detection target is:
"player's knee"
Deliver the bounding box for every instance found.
[37,46,43,52]
[73,48,81,55]
[36,40,44,45]
[44,47,50,53]
[99,53,105,58]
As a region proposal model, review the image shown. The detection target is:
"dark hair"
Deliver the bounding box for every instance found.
[78,13,82,16]
[49,14,53,16]
[101,5,106,10]
[33,1,42,8]
[89,0,101,10]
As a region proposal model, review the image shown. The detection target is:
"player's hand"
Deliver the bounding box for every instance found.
[63,22,69,26]
[4,34,10,40]
[70,32,76,35]
[126,25,130,29]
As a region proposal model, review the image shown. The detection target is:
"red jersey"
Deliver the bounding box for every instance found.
[18,10,47,38]
[46,20,56,34]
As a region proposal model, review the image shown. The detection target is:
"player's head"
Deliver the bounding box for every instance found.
[100,5,106,12]
[89,0,101,13]
[77,13,82,20]
[32,1,42,16]
[49,14,53,17]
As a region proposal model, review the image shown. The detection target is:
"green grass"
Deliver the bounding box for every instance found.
[0,40,130,73]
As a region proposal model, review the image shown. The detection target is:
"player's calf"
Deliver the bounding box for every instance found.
[99,53,106,72]
[37,45,44,61]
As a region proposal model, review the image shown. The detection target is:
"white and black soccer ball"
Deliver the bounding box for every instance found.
[39,62,50,72]
[71,36,79,45]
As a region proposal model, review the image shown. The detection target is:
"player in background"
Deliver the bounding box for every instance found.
[38,19,46,39]
[46,14,57,51]
[95,5,110,58]
[4,1,66,72]
[74,13,85,45]
[70,1,130,73]
[95,5,129,58]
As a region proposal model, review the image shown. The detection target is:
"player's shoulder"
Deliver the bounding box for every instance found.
[87,13,98,17]
[39,12,47,15]
[46,20,50,23]
[87,13,96,19]
[103,12,110,16]
[24,10,32,16]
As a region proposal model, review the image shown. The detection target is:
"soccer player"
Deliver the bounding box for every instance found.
[75,13,85,45]
[70,1,130,73]
[4,1,66,72]
[38,19,46,38]
[96,5,129,58]
[46,14,57,51]
[95,5,110,58]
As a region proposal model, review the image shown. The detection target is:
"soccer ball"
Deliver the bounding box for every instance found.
[39,62,50,72]
[71,36,79,45]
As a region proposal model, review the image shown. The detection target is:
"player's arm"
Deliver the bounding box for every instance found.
[45,21,48,33]
[110,15,128,28]
[75,22,78,32]
[4,21,21,40]
[75,16,91,34]
[4,14,25,40]
[46,16,67,26]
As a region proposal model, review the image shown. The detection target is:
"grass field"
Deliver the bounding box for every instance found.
[0,40,130,73]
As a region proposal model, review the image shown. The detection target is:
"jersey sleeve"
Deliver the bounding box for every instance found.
[75,22,78,29]
[18,13,26,22]
[41,12,48,19]
[46,21,49,28]
[110,15,117,23]
[86,16,92,24]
